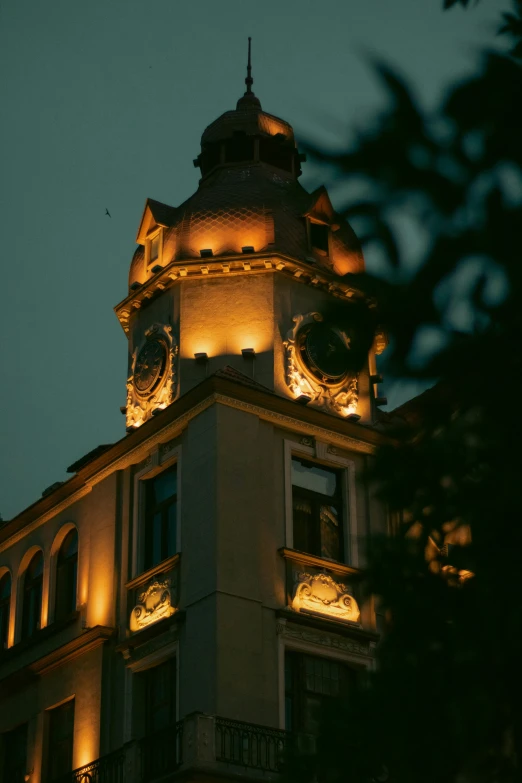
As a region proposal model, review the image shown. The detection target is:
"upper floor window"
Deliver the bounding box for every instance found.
[285,651,356,734]
[48,699,75,782]
[1,722,27,783]
[143,467,177,571]
[309,221,329,255]
[55,529,78,622]
[0,572,11,651]
[21,551,44,640]
[292,457,343,562]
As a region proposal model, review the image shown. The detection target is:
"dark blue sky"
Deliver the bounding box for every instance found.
[0,0,506,519]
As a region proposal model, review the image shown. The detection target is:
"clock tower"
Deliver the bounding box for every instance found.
[116,42,385,431]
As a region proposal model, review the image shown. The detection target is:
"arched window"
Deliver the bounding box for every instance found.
[55,529,78,622]
[21,551,43,640]
[0,572,11,651]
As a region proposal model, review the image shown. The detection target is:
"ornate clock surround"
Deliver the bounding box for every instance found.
[283,312,358,417]
[126,323,179,430]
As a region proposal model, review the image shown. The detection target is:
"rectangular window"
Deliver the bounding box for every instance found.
[1,723,27,783]
[309,222,329,254]
[291,457,344,562]
[143,466,177,571]
[48,699,75,782]
[141,659,177,779]
[285,652,356,734]
[149,233,160,265]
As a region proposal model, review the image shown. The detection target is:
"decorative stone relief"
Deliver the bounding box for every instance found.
[129,577,176,632]
[292,572,360,623]
[276,620,371,658]
[126,323,179,430]
[283,312,358,417]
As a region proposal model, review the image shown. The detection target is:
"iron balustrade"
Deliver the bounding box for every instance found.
[139,721,183,781]
[63,747,125,783]
[215,716,288,772]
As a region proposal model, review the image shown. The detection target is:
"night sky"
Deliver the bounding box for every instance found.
[0,0,506,520]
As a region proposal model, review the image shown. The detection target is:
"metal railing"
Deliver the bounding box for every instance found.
[139,721,184,782]
[215,716,288,772]
[65,747,125,783]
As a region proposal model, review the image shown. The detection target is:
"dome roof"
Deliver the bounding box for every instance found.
[129,42,364,290]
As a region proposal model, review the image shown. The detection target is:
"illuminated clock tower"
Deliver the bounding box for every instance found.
[116,41,384,432]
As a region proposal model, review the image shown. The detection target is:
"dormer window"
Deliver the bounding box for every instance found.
[309,221,329,256]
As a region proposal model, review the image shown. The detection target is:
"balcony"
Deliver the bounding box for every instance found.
[65,714,287,783]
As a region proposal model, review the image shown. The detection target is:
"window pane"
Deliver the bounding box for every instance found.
[310,222,329,253]
[2,723,27,783]
[49,700,75,782]
[152,512,162,567]
[166,502,177,557]
[58,530,78,562]
[0,572,11,600]
[291,459,338,497]
[320,504,342,561]
[27,551,44,579]
[292,495,316,555]
[151,469,177,504]
[150,235,159,263]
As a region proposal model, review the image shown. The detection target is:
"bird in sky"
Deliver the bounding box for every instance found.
[105,208,111,217]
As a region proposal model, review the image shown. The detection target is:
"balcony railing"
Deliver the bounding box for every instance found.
[65,747,125,783]
[64,714,287,783]
[216,716,288,773]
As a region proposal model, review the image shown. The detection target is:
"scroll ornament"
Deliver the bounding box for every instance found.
[130,577,176,632]
[292,572,360,623]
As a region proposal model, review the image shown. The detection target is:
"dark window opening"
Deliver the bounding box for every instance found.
[143,466,177,571]
[1,723,27,783]
[259,137,293,172]
[149,234,160,265]
[310,222,329,254]
[55,529,78,623]
[224,135,255,163]
[292,457,344,562]
[141,659,178,778]
[0,572,11,652]
[285,652,357,734]
[200,143,221,175]
[48,700,75,782]
[21,551,43,640]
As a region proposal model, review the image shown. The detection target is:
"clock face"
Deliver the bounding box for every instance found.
[134,339,167,395]
[298,323,350,384]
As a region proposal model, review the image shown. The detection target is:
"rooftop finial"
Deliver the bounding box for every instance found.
[245,37,253,94]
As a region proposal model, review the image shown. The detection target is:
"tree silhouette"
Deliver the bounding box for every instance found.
[285,2,522,781]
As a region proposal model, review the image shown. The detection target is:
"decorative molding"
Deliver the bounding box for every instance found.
[160,438,177,459]
[125,553,180,591]
[126,323,179,430]
[129,577,177,633]
[291,572,360,623]
[215,395,375,455]
[277,619,371,658]
[1,383,377,553]
[283,312,358,417]
[279,548,359,578]
[29,625,115,677]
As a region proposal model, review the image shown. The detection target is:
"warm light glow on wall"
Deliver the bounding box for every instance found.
[76,729,97,770]
[86,568,112,628]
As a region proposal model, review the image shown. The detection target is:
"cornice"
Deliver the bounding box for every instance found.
[1,375,389,550]
[215,393,376,455]
[278,547,361,578]
[29,625,115,676]
[115,251,363,335]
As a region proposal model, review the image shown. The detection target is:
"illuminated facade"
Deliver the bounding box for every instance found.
[0,48,392,783]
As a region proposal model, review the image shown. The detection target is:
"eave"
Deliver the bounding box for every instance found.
[115,251,366,335]
[0,375,393,552]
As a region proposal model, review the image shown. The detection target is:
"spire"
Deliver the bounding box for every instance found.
[237,37,261,109]
[245,37,253,94]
